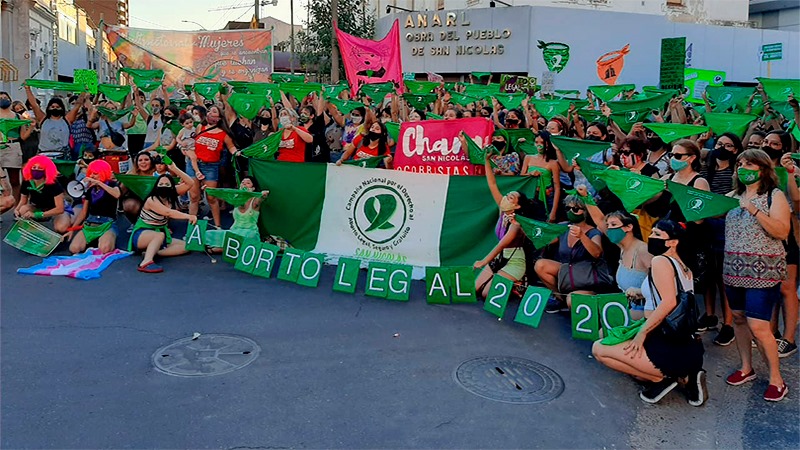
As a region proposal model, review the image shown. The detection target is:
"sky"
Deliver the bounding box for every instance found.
[129,0,307,31]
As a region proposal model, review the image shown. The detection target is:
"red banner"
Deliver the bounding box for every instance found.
[393,118,495,176]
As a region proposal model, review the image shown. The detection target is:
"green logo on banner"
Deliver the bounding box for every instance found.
[350,182,411,246]
[626,178,642,192]
[533,227,543,238]
[626,111,637,122]
[689,198,704,212]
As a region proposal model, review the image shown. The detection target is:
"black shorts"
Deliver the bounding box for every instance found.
[644,329,705,379]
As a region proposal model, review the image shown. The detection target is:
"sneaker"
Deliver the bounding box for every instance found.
[640,377,678,404]
[774,331,782,341]
[764,383,788,402]
[726,369,757,386]
[685,369,708,407]
[713,325,736,346]
[696,314,719,332]
[777,339,798,358]
[545,297,569,314]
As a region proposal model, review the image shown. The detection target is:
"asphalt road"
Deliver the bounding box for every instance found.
[1,214,798,449]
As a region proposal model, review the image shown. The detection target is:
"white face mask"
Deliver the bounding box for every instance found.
[351,115,363,124]
[280,115,292,127]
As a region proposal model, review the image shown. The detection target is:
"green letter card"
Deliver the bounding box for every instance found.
[184,220,207,252]
[571,293,600,341]
[276,248,305,283]
[333,257,361,294]
[483,275,513,318]
[296,253,325,288]
[233,239,261,274]
[222,232,245,264]
[514,286,551,328]
[386,264,412,302]
[365,262,390,298]
[252,243,279,279]
[597,293,631,335]
[425,267,451,304]
[450,266,477,304]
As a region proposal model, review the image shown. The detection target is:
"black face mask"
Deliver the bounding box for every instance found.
[0,99,11,109]
[763,147,783,160]
[648,136,664,151]
[647,237,669,256]
[493,140,506,151]
[586,135,603,141]
[155,186,173,199]
[47,108,63,117]
[505,118,518,125]
[712,148,733,161]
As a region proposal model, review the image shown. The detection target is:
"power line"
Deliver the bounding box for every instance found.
[210,0,251,30]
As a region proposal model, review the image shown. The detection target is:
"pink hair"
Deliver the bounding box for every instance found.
[86,160,113,183]
[22,155,58,184]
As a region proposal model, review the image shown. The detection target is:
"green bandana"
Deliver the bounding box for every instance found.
[505,128,536,153]
[596,169,666,212]
[402,93,437,110]
[601,318,645,346]
[96,106,135,122]
[449,92,481,107]
[554,89,581,99]
[328,98,364,115]
[271,73,305,84]
[461,131,496,165]
[404,80,440,94]
[385,121,400,142]
[97,84,132,103]
[491,93,528,111]
[515,215,569,249]
[757,77,800,101]
[588,84,636,102]
[52,160,76,178]
[606,92,672,113]
[530,99,588,120]
[25,79,82,92]
[280,82,322,101]
[240,133,282,161]
[193,82,221,100]
[643,123,709,143]
[576,158,609,191]
[358,82,395,101]
[427,112,443,120]
[463,83,501,97]
[0,119,32,140]
[609,109,652,134]
[228,93,266,120]
[205,187,262,207]
[667,181,739,222]
[82,221,114,244]
[343,156,385,168]
[165,119,183,136]
[701,112,757,138]
[136,79,162,93]
[120,68,164,81]
[705,86,753,113]
[551,135,611,162]
[577,108,609,125]
[115,174,158,200]
[323,84,349,98]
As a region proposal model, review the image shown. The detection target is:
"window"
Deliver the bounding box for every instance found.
[58,14,77,44]
[666,0,684,6]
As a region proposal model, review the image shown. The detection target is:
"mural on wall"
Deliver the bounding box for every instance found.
[596,44,630,85]
[537,41,571,73]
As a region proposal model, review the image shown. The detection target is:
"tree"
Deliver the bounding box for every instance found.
[297,0,375,82]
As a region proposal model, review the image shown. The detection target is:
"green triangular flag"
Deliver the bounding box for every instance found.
[25,79,82,92]
[323,84,348,98]
[402,93,437,110]
[136,79,162,93]
[271,73,305,84]
[554,89,581,99]
[343,156,385,168]
[588,84,635,102]
[769,101,796,120]
[775,167,789,191]
[172,98,194,110]
[790,122,800,144]
[328,98,364,115]
[667,181,739,222]
[471,72,491,79]
[609,109,652,134]
[240,133,282,160]
[596,169,665,212]
[385,121,400,142]
[359,82,395,100]
[404,80,439,94]
[461,131,496,165]
[96,105,135,122]
[702,112,757,137]
[205,188,262,207]
[643,123,709,143]
[576,158,609,191]
[115,174,158,200]
[449,92,481,107]
[280,82,322,101]
[705,86,753,112]
[551,135,611,162]
[427,112,443,120]
[505,128,536,152]
[530,99,588,120]
[97,84,132,103]
[120,68,164,81]
[577,108,609,124]
[735,93,765,116]
[193,82,221,100]
[165,119,183,136]
[607,92,672,113]
[491,93,528,111]
[228,93,266,120]
[757,77,800,101]
[52,159,76,178]
[0,119,32,141]
[514,216,569,249]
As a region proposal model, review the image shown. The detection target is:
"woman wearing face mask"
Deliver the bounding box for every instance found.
[24,86,80,160]
[66,160,120,254]
[592,219,707,407]
[520,131,561,222]
[67,93,97,160]
[275,107,313,163]
[121,151,157,224]
[299,96,331,163]
[407,109,426,122]
[330,106,365,149]
[0,91,33,202]
[645,132,670,177]
[698,132,743,345]
[723,149,791,402]
[206,176,269,251]
[336,120,393,168]
[252,106,277,143]
[129,174,198,273]
[489,130,520,176]
[157,105,182,169]
[14,155,71,233]
[134,86,170,152]
[189,105,241,228]
[745,130,766,150]
[535,196,608,313]
[495,108,526,130]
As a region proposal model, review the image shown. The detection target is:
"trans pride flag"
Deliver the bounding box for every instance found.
[18,249,131,280]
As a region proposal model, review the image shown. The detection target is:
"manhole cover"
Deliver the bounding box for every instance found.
[454,356,564,404]
[152,334,260,377]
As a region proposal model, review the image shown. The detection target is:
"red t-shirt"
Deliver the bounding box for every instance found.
[351,134,389,160]
[277,127,308,163]
[194,126,228,163]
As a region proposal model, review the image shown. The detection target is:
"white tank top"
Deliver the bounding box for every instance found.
[641,256,693,312]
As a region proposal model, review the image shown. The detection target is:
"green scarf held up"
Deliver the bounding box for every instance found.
[790,122,800,144]
[735,94,765,116]
[205,188,263,207]
[172,98,195,110]
[240,133,282,161]
[577,108,609,125]
[460,131,496,165]
[359,82,395,101]
[402,93,437,110]
[471,72,491,79]
[609,109,652,134]
[323,84,348,98]
[705,86,754,113]
[271,73,305,84]
[120,68,164,81]
[404,80,440,94]
[0,119,32,141]
[427,112,443,120]
[757,77,800,102]
[505,128,536,153]
[97,84,132,103]
[530,99,588,120]
[576,158,609,191]
[551,135,611,163]
[115,174,158,200]
[343,156,385,168]
[193,82,221,100]
[463,83,501,97]
[136,79,162,93]
[666,181,740,222]
[280,82,322,101]
[514,215,569,249]
[96,105,135,122]
[25,79,82,92]
[328,98,364,115]
[385,121,400,142]
[588,84,635,102]
[490,93,528,111]
[165,119,184,136]
[228,93,266,120]
[606,92,673,113]
[449,92,481,107]
[596,169,666,212]
[643,123,709,143]
[701,112,757,137]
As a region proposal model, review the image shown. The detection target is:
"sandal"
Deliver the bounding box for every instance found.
[137,261,164,273]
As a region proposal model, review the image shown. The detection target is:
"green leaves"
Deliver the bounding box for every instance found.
[364,194,397,232]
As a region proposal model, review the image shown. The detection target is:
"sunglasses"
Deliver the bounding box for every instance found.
[670,153,692,160]
[715,143,735,150]
[566,206,584,213]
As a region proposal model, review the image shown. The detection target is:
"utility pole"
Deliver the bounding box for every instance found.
[331,0,339,83]
[289,0,295,74]
[254,0,260,23]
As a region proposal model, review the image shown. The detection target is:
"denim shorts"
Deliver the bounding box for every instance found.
[186,161,221,182]
[725,283,781,321]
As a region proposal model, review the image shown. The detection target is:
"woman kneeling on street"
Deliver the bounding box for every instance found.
[67,160,120,254]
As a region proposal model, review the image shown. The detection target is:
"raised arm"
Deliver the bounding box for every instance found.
[24,86,45,124]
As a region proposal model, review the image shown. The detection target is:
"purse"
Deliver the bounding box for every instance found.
[556,243,614,293]
[489,247,516,273]
[648,257,699,339]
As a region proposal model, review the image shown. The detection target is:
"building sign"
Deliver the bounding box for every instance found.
[761,43,782,61]
[403,11,510,57]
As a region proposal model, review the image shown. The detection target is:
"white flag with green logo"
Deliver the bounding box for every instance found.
[250,161,537,268]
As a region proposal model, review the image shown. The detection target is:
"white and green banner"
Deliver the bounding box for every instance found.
[250,161,536,270]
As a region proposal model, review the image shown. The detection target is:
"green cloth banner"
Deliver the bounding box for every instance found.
[757,77,800,101]
[404,80,440,94]
[97,84,132,103]
[607,92,673,113]
[577,108,608,124]
[610,109,652,134]
[280,82,322,101]
[402,93,437,110]
[343,156,385,168]
[551,135,611,162]
[530,99,588,120]
[193,82,221,100]
[461,131,496,165]
[666,181,739,222]
[596,169,665,212]
[702,112,757,137]
[514,216,569,249]
[96,106,135,122]
[228,93,266,120]
[705,86,753,113]
[328,98,364,115]
[120,68,164,81]
[25,79,82,92]
[3,219,63,257]
[115,174,157,200]
[588,84,635,102]
[491,93,528,110]
[272,73,305,84]
[643,123,709,143]
[205,188,263,207]
[240,133,282,160]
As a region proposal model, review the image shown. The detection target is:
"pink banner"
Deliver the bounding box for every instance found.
[336,20,404,97]
[393,118,495,176]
